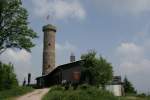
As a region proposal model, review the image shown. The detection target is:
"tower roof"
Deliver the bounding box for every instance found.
[43,24,57,32]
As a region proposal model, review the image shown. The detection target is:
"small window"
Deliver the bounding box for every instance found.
[48,43,51,46]
[48,65,51,68]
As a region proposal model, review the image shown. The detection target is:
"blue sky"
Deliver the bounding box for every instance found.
[0,0,150,93]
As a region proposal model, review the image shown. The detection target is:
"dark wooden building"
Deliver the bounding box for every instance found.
[36,60,83,87]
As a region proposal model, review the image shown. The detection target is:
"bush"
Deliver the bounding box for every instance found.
[0,86,33,99]
[78,84,90,90]
[43,85,118,100]
[136,93,146,97]
[51,85,64,91]
[44,90,64,100]
[0,62,18,91]
[43,86,150,100]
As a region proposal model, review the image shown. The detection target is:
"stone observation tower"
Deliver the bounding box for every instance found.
[42,24,56,75]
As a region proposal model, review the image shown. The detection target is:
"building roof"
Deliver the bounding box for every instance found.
[42,24,57,32]
[107,76,123,85]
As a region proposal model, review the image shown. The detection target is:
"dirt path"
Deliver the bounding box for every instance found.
[16,88,49,100]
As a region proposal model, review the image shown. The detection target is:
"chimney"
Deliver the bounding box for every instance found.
[70,52,75,63]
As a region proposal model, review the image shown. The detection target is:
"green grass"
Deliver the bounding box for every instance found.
[119,93,150,100]
[119,96,150,100]
[0,86,34,100]
[42,85,150,100]
[42,85,118,100]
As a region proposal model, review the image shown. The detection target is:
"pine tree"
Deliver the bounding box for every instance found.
[123,77,136,94]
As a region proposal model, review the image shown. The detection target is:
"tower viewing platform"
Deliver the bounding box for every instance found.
[43,24,57,32]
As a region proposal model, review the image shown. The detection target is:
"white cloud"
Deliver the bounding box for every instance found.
[117,43,144,62]
[116,42,150,93]
[93,0,150,15]
[56,41,77,52]
[0,49,31,63]
[31,0,86,20]
[116,42,145,74]
[119,59,150,75]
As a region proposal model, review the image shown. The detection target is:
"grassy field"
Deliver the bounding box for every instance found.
[119,96,150,100]
[43,85,118,100]
[0,86,34,100]
[42,85,150,100]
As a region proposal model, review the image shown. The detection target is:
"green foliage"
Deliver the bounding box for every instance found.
[119,96,150,100]
[51,85,64,91]
[0,62,18,91]
[0,86,33,99]
[43,85,150,100]
[123,77,137,94]
[78,84,90,90]
[81,50,113,86]
[43,85,118,100]
[137,93,146,97]
[0,0,37,54]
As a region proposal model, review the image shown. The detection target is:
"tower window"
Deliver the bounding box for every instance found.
[48,43,51,46]
[48,65,51,68]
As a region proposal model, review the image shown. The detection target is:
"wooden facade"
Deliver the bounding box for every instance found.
[36,60,83,87]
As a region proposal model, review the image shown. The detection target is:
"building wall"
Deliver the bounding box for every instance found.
[106,84,123,96]
[61,66,81,83]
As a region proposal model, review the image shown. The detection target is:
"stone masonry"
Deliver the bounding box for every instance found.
[42,24,56,75]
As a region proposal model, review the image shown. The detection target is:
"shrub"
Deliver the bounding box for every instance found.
[51,85,64,91]
[43,85,118,100]
[0,62,18,91]
[78,84,90,90]
[137,93,146,97]
[43,91,64,100]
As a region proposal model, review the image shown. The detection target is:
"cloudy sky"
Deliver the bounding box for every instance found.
[0,0,150,93]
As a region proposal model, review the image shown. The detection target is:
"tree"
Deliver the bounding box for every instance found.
[0,0,37,54]
[81,50,113,87]
[0,62,18,90]
[123,77,136,94]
